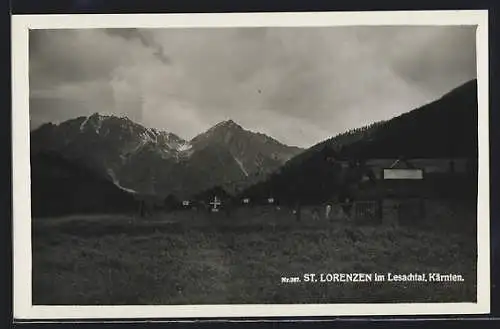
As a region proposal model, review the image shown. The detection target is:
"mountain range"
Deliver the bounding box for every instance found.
[30,78,478,215]
[30,114,303,199]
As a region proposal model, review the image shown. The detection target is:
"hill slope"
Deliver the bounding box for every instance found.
[239,79,478,205]
[31,152,138,217]
[341,79,478,159]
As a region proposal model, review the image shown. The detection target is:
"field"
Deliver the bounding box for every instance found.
[32,206,477,305]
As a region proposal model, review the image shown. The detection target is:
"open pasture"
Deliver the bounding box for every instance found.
[32,206,477,305]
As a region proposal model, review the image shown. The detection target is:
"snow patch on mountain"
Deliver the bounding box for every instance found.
[79,116,90,131]
[107,168,137,194]
[79,113,105,134]
[233,156,249,177]
[114,182,138,194]
[177,142,193,152]
[139,131,151,143]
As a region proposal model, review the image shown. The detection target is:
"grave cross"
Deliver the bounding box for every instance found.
[210,196,221,212]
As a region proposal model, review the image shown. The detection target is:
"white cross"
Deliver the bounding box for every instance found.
[210,196,221,212]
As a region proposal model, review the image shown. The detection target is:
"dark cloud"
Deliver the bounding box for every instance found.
[29,26,477,147]
[29,29,127,83]
[105,28,172,65]
[389,26,477,94]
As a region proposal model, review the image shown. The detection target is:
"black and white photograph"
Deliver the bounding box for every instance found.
[12,11,489,319]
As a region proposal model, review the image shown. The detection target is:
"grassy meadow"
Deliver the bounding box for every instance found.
[32,206,477,305]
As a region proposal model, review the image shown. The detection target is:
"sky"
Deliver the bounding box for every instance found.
[29,25,477,148]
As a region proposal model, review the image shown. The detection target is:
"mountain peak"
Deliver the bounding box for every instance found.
[88,112,134,122]
[223,119,236,125]
[213,119,242,130]
[87,112,113,121]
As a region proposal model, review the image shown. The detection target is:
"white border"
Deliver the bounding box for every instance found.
[12,10,490,320]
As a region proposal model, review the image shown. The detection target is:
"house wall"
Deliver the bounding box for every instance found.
[365,158,470,179]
